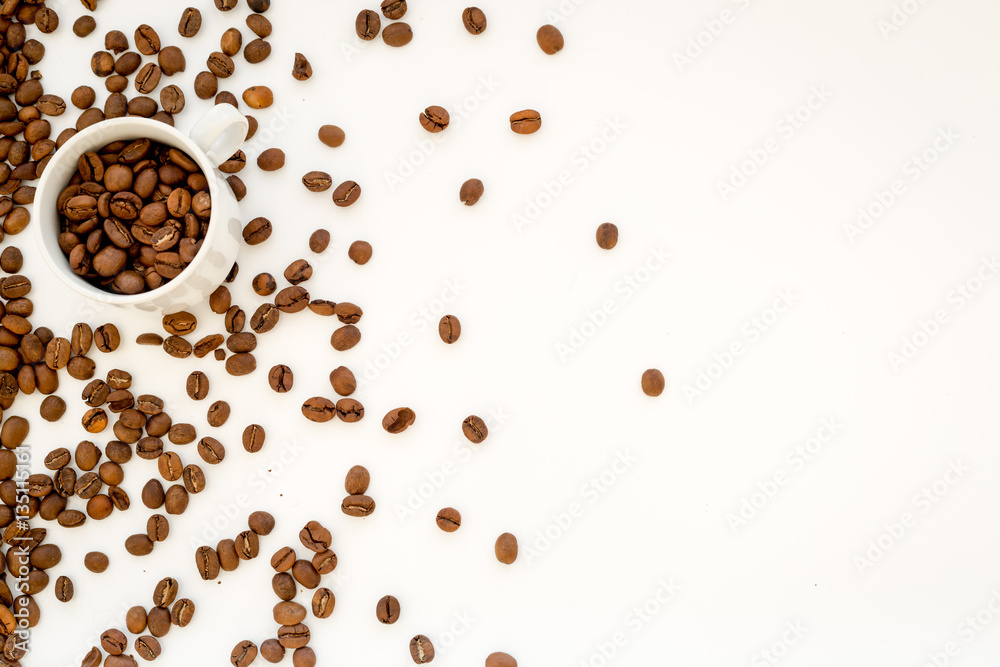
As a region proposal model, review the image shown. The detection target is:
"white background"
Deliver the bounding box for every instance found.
[18,0,1000,665]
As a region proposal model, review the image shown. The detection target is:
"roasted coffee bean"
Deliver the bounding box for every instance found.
[163,311,197,335]
[312,549,337,575]
[419,106,449,133]
[495,532,518,564]
[341,494,375,517]
[135,24,161,55]
[161,84,185,114]
[302,172,331,193]
[459,178,485,206]
[486,652,517,667]
[232,640,257,667]
[257,147,284,171]
[330,325,360,351]
[152,577,178,607]
[312,588,334,619]
[596,222,618,249]
[537,24,564,54]
[236,529,259,560]
[221,28,243,57]
[275,286,309,313]
[347,240,372,265]
[169,423,197,445]
[171,598,195,627]
[242,424,265,453]
[163,336,192,358]
[224,306,246,334]
[227,332,256,353]
[298,521,331,553]
[75,16,97,37]
[436,507,461,532]
[260,639,285,663]
[247,14,272,37]
[39,395,66,421]
[244,38,271,63]
[147,514,169,542]
[277,623,310,649]
[290,52,313,81]
[301,397,334,423]
[207,51,235,78]
[252,272,276,296]
[274,601,306,625]
[268,364,293,393]
[376,595,400,624]
[641,368,665,396]
[331,179,361,207]
[147,606,171,637]
[382,407,415,434]
[308,229,331,253]
[82,408,108,433]
[225,353,256,376]
[510,109,542,134]
[182,464,205,494]
[283,259,312,285]
[195,545,220,580]
[462,7,487,34]
[206,400,230,427]
[249,510,275,536]
[242,85,272,110]
[438,315,461,343]
[194,71,218,99]
[332,302,361,323]
[179,7,203,37]
[242,216,272,245]
[135,636,161,661]
[308,300,336,316]
[318,124,345,148]
[271,546,296,572]
[125,534,154,556]
[217,538,239,571]
[462,415,488,443]
[164,484,189,514]
[84,551,109,573]
[345,465,370,495]
[209,286,231,315]
[409,635,435,664]
[250,304,279,333]
[383,22,413,47]
[0,247,22,273]
[197,437,225,464]
[290,560,320,590]
[101,629,128,656]
[126,607,147,634]
[355,9,381,40]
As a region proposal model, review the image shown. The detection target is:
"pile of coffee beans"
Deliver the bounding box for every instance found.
[56,138,211,294]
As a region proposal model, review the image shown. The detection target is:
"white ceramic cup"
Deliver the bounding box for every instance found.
[33,105,249,313]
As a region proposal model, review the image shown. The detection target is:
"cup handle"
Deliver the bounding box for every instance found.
[188,105,249,166]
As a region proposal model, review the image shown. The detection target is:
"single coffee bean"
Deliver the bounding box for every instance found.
[135,636,161,661]
[218,538,239,571]
[290,560,320,590]
[355,10,381,40]
[348,240,372,265]
[235,529,259,560]
[206,400,230,427]
[436,507,461,532]
[227,332,256,353]
[537,24,564,54]
[486,652,517,667]
[194,71,218,99]
[284,259,312,285]
[382,407,415,434]
[268,365,293,393]
[312,588,334,619]
[261,639,285,663]
[0,247,23,273]
[221,28,243,57]
[495,532,518,564]
[152,577,178,607]
[341,494,375,517]
[419,106,449,133]
[243,216,272,245]
[74,16,97,38]
[207,51,235,78]
[312,549,337,575]
[147,514,169,541]
[409,635,435,664]
[274,601,306,625]
[244,38,271,63]
[308,229,330,253]
[271,546,296,572]
[215,0,238,10]
[171,598,195,627]
[332,180,360,207]
[292,647,317,667]
[641,368,664,396]
[225,306,246,334]
[329,366,356,396]
[250,303,280,333]
[158,46,186,76]
[168,423,197,445]
[336,398,364,422]
[126,607,147,634]
[179,7,202,37]
[164,484,189,514]
[302,172,331,193]
[299,521,331,552]
[292,53,312,81]
[275,286,310,313]
[247,14,272,38]
[101,629,128,656]
[459,178,484,205]
[462,415,488,443]
[163,311,197,335]
[147,606,171,637]
[510,109,542,134]
[242,424,265,453]
[125,533,154,556]
[39,395,66,422]
[462,7,487,34]
[383,22,413,47]
[438,315,461,343]
[381,0,407,18]
[225,352,256,376]
[135,24,161,55]
[300,397,334,423]
[197,437,225,465]
[596,222,618,249]
[243,85,272,109]
[84,551,109,573]
[257,147,284,171]
[232,640,257,667]
[345,465,369,495]
[249,510,275,536]
[277,623,311,649]
[252,272,276,296]
[376,595,400,624]
[195,545,220,580]
[330,325,360,351]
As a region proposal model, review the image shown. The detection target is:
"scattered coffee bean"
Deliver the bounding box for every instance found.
[537,24,564,54]
[258,147,285,171]
[641,368,664,396]
[382,407,415,434]
[329,366,356,396]
[55,575,74,602]
[85,551,109,573]
[355,10,381,41]
[125,533,154,556]
[195,545,220,580]
[486,652,517,667]
[293,647,317,667]
[39,395,65,421]
[510,109,542,134]
[419,106,449,133]
[221,28,243,57]
[495,532,518,564]
[247,14,272,38]
[292,53,312,80]
[243,85,272,109]
[274,601,306,625]
[462,7,487,34]
[376,595,400,624]
[261,639,285,663]
[460,178,484,205]
[348,240,372,265]
[249,510,275,536]
[126,606,147,634]
[302,171,331,193]
[244,38,271,63]
[135,636,161,661]
[462,415,488,443]
[268,364,293,393]
[243,216,272,245]
[194,71,218,99]
[332,180,360,207]
[596,222,618,249]
[383,22,412,46]
[308,229,330,253]
[171,598,195,627]
[206,400,230,427]
[345,465,369,495]
[436,507,461,532]
[318,124,345,147]
[438,315,461,343]
[330,325,360,351]
[409,635,435,664]
[312,588,334,619]
[226,352,256,376]
[179,7,202,37]
[74,16,97,38]
[242,424,265,453]
[341,494,375,517]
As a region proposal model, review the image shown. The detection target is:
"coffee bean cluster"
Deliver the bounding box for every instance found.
[56,138,211,294]
[195,510,273,581]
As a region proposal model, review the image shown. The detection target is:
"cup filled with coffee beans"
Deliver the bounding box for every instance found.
[33,105,248,312]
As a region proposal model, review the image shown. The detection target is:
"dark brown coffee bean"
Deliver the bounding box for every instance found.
[510,109,542,134]
[242,424,265,452]
[308,299,336,316]
[299,521,331,552]
[537,24,564,54]
[495,532,518,564]
[318,124,345,147]
[382,407,415,434]
[228,175,247,200]
[250,304,279,333]
[283,259,312,285]
[244,38,271,63]
[462,415,488,443]
[152,577,178,608]
[147,606,171,637]
[161,84,185,114]
[460,178,484,205]
[247,510,274,536]
[94,323,120,352]
[376,595,400,624]
[207,51,234,78]
[257,147,284,171]
[224,306,246,334]
[273,601,306,625]
[39,395,66,422]
[171,598,195,627]
[247,14,272,37]
[217,538,239,571]
[101,629,128,656]
[194,71,218,99]
[383,22,413,47]
[332,302,362,323]
[125,534,154,556]
[127,607,147,634]
[82,408,108,433]
[436,507,461,532]
[215,0,238,11]
[596,222,618,249]
[290,560,320,590]
[163,311,197,335]
[266,364,293,393]
[302,396,337,423]
[163,336,192,359]
[261,639,285,663]
[75,16,97,38]
[341,494,375,517]
[438,315,461,343]
[169,423,197,445]
[302,172,331,194]
[330,325,360,351]
[348,240,372,265]
[236,529,260,560]
[336,398,364,422]
[84,551,109,573]
[147,514,169,542]
[462,7,487,34]
[311,588,334,619]
[158,46,186,76]
[345,465,369,495]
[641,368,664,396]
[292,53,312,81]
[164,484,189,514]
[135,636,161,661]
[179,7,202,37]
[271,546,296,572]
[225,352,256,376]
[355,10,381,40]
[220,28,243,57]
[197,437,225,465]
[309,548,336,575]
[134,24,161,55]
[409,635,435,664]
[206,400,230,427]
[275,286,309,313]
[278,623,310,650]
[231,640,257,667]
[135,63,162,94]
[195,545,220,580]
[419,106,449,133]
[182,464,205,494]
[243,216,272,245]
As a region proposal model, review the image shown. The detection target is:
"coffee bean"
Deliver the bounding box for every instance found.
[486,652,517,667]
[227,332,257,353]
[302,172,331,193]
[218,538,239,571]
[462,7,487,34]
[312,588,334,619]
[355,10,381,40]
[341,494,375,517]
[0,247,23,273]
[419,106,449,133]
[292,53,312,81]
[101,629,127,656]
[251,303,280,333]
[171,598,195,627]
[135,636,161,661]
[345,465,369,495]
[194,71,218,99]
[163,311,197,336]
[495,532,518,564]
[82,408,108,433]
[510,109,542,134]
[135,24,161,55]
[337,398,364,423]
[220,27,243,57]
[247,14,272,38]
[596,222,618,249]
[74,16,97,38]
[291,561,320,590]
[383,22,412,47]
[537,24,564,54]
[207,51,235,78]
[249,510,275,536]
[438,315,461,343]
[235,529,260,560]
[85,551,109,573]
[125,534,154,556]
[243,85,272,109]
[135,63,162,94]
[274,601,306,625]
[243,216,272,245]
[267,364,293,393]
[258,147,284,171]
[284,259,312,285]
[39,395,65,422]
[165,484,189,514]
[147,606,171,637]
[278,624,311,649]
[307,229,331,254]
[147,514,169,541]
[382,407,415,434]
[297,521,331,553]
[271,546,296,572]
[179,7,202,37]
[244,38,271,63]
[409,635,435,664]
[230,640,257,667]
[348,240,372,264]
[197,437,225,465]
[195,545,220,580]
[225,306,246,334]
[158,47,186,76]
[459,178,484,205]
[376,595,400,624]
[275,286,309,313]
[242,424,265,453]
[228,175,247,200]
[94,323,120,352]
[332,180,361,207]
[261,639,285,663]
[312,549,338,575]
[641,368,664,396]
[215,0,238,10]
[206,400,230,427]
[307,299,335,316]
[330,325,360,351]
[152,577,178,608]
[303,398,334,424]
[436,507,461,532]
[226,352,256,376]
[462,415,488,443]
[126,607,148,634]
[292,647,317,667]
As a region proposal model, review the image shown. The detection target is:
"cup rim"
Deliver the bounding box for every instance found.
[33,116,228,308]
